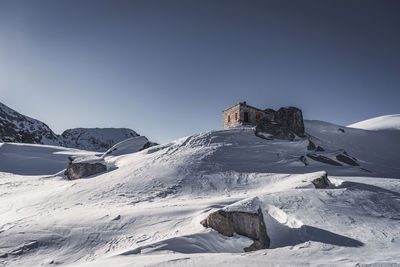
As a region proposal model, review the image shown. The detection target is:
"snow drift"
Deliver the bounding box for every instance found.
[0,118,400,266]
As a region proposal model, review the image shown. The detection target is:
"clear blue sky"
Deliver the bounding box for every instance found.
[1,0,399,143]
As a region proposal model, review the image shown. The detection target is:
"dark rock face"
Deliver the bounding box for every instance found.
[65,157,107,179]
[336,153,359,166]
[307,153,343,166]
[275,107,305,137]
[0,102,59,145]
[312,171,331,188]
[316,146,325,152]
[307,140,316,151]
[255,107,304,141]
[299,155,309,166]
[200,208,270,252]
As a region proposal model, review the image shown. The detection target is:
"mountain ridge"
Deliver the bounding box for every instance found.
[0,101,144,152]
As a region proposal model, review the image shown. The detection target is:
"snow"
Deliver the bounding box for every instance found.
[60,128,139,152]
[0,119,400,266]
[348,114,400,131]
[103,136,149,157]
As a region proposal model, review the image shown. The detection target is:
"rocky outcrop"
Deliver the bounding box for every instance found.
[299,155,309,166]
[255,107,305,141]
[312,171,331,188]
[0,102,59,145]
[336,152,359,166]
[275,107,305,137]
[65,156,107,179]
[201,207,270,252]
[307,140,316,150]
[307,153,343,166]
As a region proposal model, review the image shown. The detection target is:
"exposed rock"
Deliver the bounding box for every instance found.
[65,156,107,179]
[255,107,304,141]
[306,153,343,166]
[338,128,345,133]
[0,102,59,145]
[316,146,325,152]
[336,153,359,166]
[255,122,295,140]
[307,140,316,150]
[275,107,305,137]
[311,171,331,188]
[300,155,309,166]
[201,207,270,252]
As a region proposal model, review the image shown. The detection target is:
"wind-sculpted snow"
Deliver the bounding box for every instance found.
[1,125,400,266]
[348,114,400,131]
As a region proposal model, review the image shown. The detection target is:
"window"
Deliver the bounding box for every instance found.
[228,115,231,122]
[235,113,238,120]
[244,112,250,122]
[256,112,262,120]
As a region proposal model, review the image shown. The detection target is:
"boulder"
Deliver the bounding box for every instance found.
[255,106,305,140]
[336,153,359,166]
[201,207,270,252]
[255,120,295,141]
[275,107,305,137]
[306,153,343,166]
[65,156,107,179]
[307,140,316,150]
[299,155,309,166]
[311,171,331,188]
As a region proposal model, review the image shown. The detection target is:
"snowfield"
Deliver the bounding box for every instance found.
[348,114,400,131]
[0,119,399,266]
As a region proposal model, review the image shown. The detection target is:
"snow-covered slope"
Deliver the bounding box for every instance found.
[60,128,139,152]
[0,122,399,266]
[103,136,150,157]
[0,101,146,152]
[348,114,400,131]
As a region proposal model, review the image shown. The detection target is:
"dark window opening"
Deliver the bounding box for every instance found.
[244,112,250,122]
[235,113,238,120]
[256,112,262,120]
[228,115,231,123]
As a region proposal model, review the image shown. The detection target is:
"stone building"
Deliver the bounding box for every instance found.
[222,102,270,128]
[222,102,305,139]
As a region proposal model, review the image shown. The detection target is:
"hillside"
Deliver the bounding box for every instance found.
[0,102,145,152]
[0,120,399,266]
[348,114,400,131]
[0,102,59,145]
[60,128,139,152]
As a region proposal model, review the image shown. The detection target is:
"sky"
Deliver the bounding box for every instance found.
[1,0,399,143]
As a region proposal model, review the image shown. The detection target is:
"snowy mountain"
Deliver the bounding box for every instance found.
[347,114,400,131]
[0,118,399,266]
[0,102,145,152]
[0,102,59,145]
[60,128,139,152]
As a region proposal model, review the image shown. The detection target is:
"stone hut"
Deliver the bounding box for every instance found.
[222,102,269,128]
[222,102,305,138]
